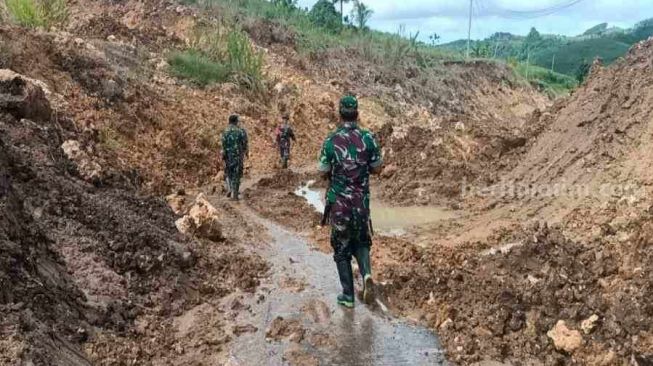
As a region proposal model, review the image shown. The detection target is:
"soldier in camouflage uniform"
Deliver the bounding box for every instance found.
[222,114,249,201]
[275,114,296,169]
[318,95,383,308]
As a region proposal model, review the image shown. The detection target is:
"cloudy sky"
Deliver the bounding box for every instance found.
[296,0,653,43]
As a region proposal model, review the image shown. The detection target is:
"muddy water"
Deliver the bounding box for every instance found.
[227,209,448,365]
[294,182,456,234]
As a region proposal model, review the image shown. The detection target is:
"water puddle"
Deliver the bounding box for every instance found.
[294,182,456,234]
[294,180,325,213]
[228,210,448,365]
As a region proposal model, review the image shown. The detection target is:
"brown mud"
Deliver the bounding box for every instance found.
[2,0,653,364]
[0,72,266,364]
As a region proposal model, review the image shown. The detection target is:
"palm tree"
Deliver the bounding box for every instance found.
[351,0,373,29]
[332,0,351,23]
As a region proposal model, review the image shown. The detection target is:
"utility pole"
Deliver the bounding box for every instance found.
[551,54,556,72]
[466,0,472,59]
[526,52,531,80]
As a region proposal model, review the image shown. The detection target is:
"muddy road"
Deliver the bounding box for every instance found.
[206,193,449,366]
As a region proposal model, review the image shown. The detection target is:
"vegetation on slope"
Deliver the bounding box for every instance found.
[441,18,653,77]
[179,0,460,66]
[167,25,265,91]
[511,62,577,97]
[3,0,68,28]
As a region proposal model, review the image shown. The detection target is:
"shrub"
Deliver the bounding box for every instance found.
[168,51,230,86]
[225,30,264,90]
[170,27,264,91]
[308,0,341,33]
[5,0,68,29]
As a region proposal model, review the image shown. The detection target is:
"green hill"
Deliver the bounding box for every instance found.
[532,38,631,75]
[440,18,653,76]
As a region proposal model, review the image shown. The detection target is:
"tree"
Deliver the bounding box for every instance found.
[351,0,372,30]
[632,18,653,41]
[309,0,341,32]
[521,27,542,60]
[471,41,491,58]
[525,27,542,44]
[331,0,351,24]
[429,33,440,46]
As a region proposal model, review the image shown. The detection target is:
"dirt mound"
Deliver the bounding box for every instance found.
[0,70,267,364]
[378,221,652,364]
[374,39,653,365]
[0,74,188,363]
[508,38,653,201]
[245,170,322,232]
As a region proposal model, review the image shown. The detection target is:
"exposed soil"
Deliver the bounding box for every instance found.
[0,72,267,364]
[244,170,322,232]
[242,40,653,361]
[3,0,653,364]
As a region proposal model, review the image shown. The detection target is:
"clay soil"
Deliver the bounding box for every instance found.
[0,75,267,364]
[2,0,653,364]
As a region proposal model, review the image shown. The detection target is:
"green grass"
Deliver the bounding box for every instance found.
[531,38,631,75]
[187,0,460,65]
[168,51,230,86]
[5,0,68,28]
[225,30,264,90]
[168,27,264,90]
[512,62,578,97]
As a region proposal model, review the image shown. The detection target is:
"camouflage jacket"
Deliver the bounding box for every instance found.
[222,124,248,164]
[318,122,383,216]
[276,124,296,145]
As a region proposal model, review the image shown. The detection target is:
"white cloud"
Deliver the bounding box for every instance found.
[296,0,653,42]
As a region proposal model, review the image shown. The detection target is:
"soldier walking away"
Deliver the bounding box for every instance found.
[318,95,383,308]
[222,114,249,201]
[275,114,296,169]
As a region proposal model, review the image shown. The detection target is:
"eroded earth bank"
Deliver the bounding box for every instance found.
[1,0,653,365]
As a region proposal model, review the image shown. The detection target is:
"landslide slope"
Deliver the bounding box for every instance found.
[0,69,266,365]
[378,38,653,365]
[2,0,546,202]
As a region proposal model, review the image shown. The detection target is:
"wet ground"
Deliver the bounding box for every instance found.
[219,203,448,366]
[295,181,456,235]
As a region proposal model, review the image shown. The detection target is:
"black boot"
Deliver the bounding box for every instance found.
[335,260,354,308]
[354,246,374,304]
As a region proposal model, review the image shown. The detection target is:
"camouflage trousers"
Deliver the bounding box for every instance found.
[330,213,372,263]
[278,140,291,159]
[224,159,243,195]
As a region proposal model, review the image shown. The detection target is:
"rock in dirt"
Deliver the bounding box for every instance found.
[166,192,188,215]
[61,140,103,182]
[0,69,52,122]
[547,320,583,353]
[175,193,224,241]
[581,314,600,334]
[381,163,398,179]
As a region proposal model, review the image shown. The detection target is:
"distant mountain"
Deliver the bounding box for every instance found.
[439,17,653,76]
